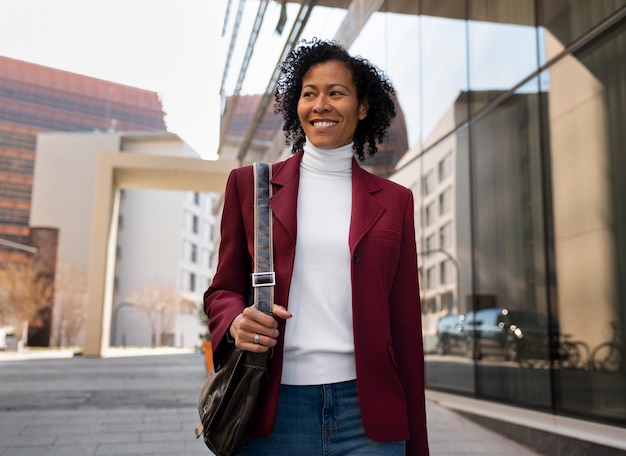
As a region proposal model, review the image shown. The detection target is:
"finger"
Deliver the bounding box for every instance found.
[251,333,277,349]
[235,333,274,352]
[241,309,278,332]
[237,311,279,340]
[271,304,284,314]
[272,304,293,319]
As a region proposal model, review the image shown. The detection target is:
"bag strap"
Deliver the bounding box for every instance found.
[252,163,274,315]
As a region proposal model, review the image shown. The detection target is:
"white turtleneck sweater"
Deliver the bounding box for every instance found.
[281,141,357,385]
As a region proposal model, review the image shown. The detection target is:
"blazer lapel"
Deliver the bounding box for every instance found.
[349,160,384,252]
[269,151,302,248]
[268,152,384,253]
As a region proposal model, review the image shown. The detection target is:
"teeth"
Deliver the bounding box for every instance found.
[313,121,337,127]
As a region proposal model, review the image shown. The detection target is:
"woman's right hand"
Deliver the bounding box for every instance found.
[229,305,292,353]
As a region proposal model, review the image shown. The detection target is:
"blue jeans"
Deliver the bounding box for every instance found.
[239,380,406,456]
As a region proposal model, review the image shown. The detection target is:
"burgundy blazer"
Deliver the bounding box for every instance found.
[205,151,429,456]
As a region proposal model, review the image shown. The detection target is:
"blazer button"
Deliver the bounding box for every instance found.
[353,254,360,263]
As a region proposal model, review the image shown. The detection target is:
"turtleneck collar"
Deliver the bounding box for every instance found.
[301,140,353,175]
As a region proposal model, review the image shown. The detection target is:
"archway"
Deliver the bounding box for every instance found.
[82,152,237,356]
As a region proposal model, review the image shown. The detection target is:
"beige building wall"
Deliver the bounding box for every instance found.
[545,31,616,347]
[30,131,237,355]
[30,133,122,274]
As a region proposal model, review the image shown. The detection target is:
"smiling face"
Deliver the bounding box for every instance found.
[297,60,368,149]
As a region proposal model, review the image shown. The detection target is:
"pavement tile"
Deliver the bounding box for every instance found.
[0,349,543,455]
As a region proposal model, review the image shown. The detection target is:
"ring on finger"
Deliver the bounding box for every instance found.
[253,333,261,345]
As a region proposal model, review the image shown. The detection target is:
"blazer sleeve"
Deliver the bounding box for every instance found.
[203,167,253,365]
[391,190,430,456]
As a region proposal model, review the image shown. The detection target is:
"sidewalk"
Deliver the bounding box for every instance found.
[0,349,541,455]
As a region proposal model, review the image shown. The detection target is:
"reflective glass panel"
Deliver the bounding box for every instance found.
[222,1,305,96]
[407,127,476,395]
[351,3,420,173]
[469,76,551,408]
[420,0,468,149]
[468,0,538,114]
[541,0,626,61]
[547,21,626,425]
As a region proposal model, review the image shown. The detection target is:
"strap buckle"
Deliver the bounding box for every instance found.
[251,272,276,287]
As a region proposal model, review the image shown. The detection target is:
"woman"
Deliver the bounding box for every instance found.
[205,38,429,455]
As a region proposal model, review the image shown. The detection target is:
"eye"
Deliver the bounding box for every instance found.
[301,90,316,98]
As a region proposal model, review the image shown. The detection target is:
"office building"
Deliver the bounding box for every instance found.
[0,55,166,261]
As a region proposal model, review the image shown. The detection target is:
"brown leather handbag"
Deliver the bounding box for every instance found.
[195,163,274,456]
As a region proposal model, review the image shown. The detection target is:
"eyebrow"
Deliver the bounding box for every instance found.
[302,83,352,92]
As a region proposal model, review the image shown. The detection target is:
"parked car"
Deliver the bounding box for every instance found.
[435,314,466,355]
[463,308,549,362]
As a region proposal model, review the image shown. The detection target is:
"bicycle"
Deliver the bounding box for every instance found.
[556,334,589,370]
[589,321,624,373]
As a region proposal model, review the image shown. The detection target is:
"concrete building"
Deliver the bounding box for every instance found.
[214,1,626,454]
[29,132,220,349]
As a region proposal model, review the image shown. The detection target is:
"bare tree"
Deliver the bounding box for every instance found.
[0,267,12,326]
[52,262,87,347]
[126,283,181,347]
[0,260,52,348]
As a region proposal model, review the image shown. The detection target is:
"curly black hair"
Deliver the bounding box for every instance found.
[274,38,397,161]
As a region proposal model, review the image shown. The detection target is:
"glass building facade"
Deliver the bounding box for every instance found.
[218,0,625,451]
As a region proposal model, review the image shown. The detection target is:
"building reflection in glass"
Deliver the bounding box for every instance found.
[379,0,626,427]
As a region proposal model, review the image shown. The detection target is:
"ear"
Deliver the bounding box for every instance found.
[359,97,369,120]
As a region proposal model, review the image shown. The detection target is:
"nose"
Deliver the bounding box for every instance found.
[312,95,330,112]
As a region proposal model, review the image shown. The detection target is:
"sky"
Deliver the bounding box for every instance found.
[0,0,229,159]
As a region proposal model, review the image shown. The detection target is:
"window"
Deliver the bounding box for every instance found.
[192,215,199,234]
[189,272,196,292]
[441,291,454,313]
[426,233,436,252]
[439,222,452,249]
[425,202,436,226]
[422,170,435,196]
[438,152,452,182]
[426,266,436,288]
[193,192,200,205]
[439,187,452,215]
[424,297,437,313]
[209,195,217,212]
[191,244,197,263]
[440,260,449,284]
